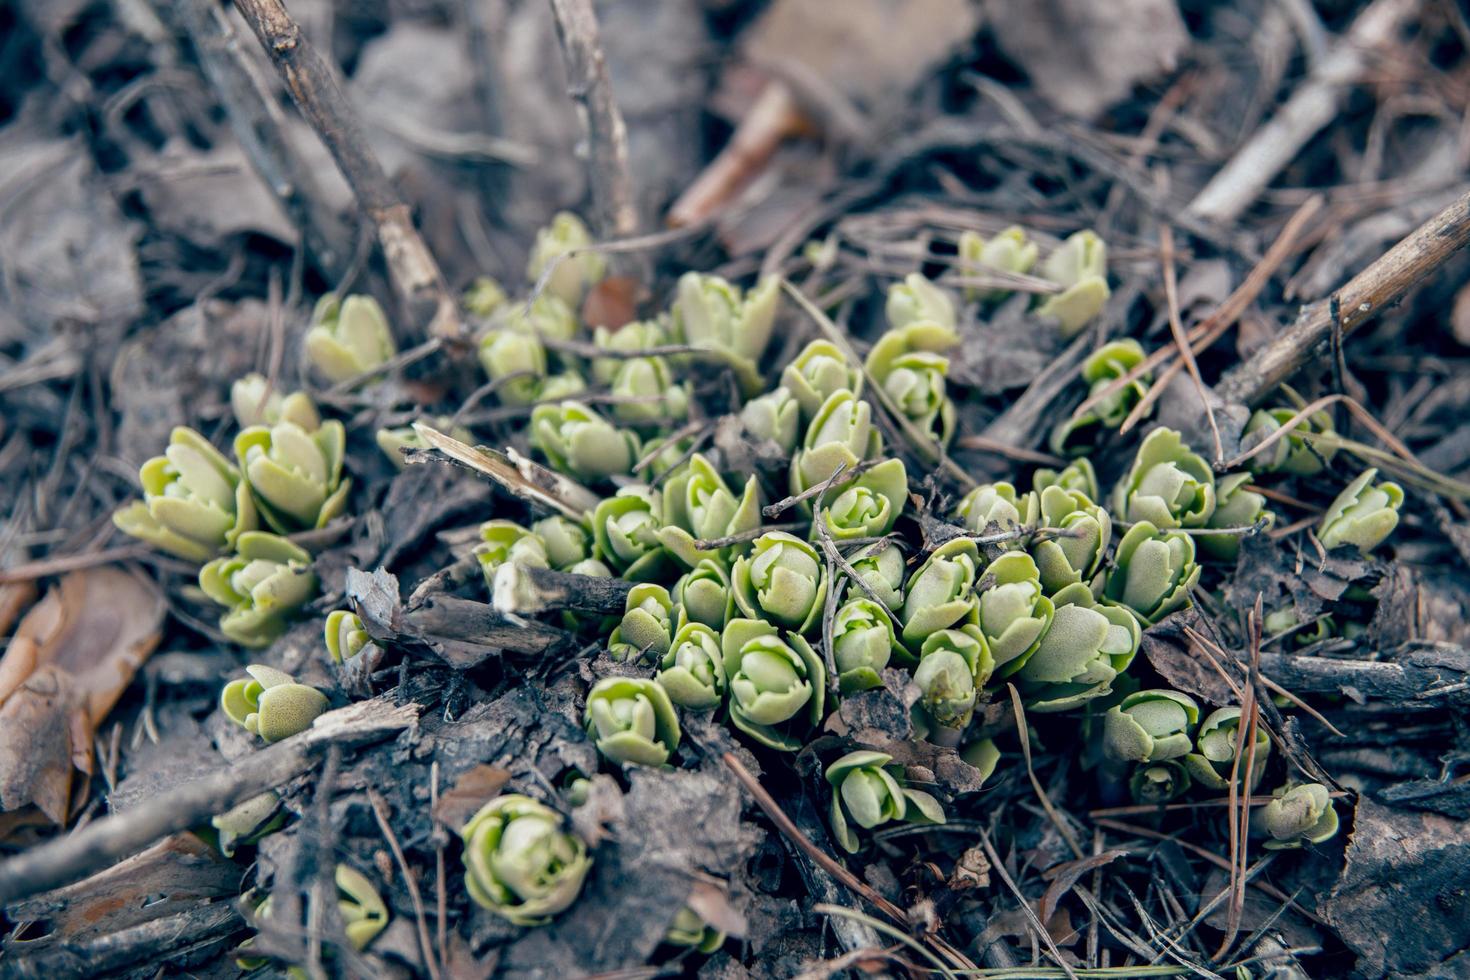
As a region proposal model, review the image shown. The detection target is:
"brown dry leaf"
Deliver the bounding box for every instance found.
[0,567,164,823]
[581,276,646,331]
[431,763,512,830]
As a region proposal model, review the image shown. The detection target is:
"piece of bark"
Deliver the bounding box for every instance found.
[0,568,164,823]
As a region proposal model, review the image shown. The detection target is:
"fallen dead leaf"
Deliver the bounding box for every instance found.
[431,763,513,830]
[0,567,164,823]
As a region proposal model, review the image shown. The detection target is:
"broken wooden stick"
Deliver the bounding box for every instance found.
[0,698,419,904]
[231,0,464,343]
[1216,187,1470,406]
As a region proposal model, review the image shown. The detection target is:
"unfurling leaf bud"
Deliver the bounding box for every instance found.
[1317,468,1402,554]
[1113,427,1216,529]
[608,583,674,662]
[305,293,396,382]
[732,531,827,635]
[592,486,669,581]
[818,458,907,541]
[656,622,727,709]
[199,532,317,647]
[231,373,320,431]
[476,520,550,588]
[659,454,762,568]
[235,419,351,531]
[978,552,1053,676]
[1051,340,1151,455]
[1198,473,1271,561]
[825,750,944,853]
[899,539,980,648]
[954,481,1037,547]
[1102,689,1200,763]
[740,387,801,452]
[1012,599,1139,712]
[792,389,883,492]
[848,542,906,610]
[1130,760,1191,804]
[1182,706,1270,791]
[1035,231,1109,336]
[720,618,826,751]
[1242,406,1336,475]
[957,225,1039,301]
[1103,521,1200,625]
[1258,782,1338,849]
[461,794,591,925]
[831,597,900,694]
[673,559,735,631]
[114,427,258,562]
[527,211,606,307]
[531,401,640,480]
[221,664,328,742]
[584,676,681,767]
[914,624,991,730]
[325,609,370,663]
[782,340,860,418]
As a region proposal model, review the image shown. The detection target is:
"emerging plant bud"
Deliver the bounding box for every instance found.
[831,597,901,693]
[824,750,944,854]
[220,664,328,742]
[659,454,762,568]
[848,542,906,610]
[1317,468,1403,554]
[611,356,688,424]
[865,318,959,445]
[1029,485,1111,596]
[592,486,669,581]
[114,427,258,562]
[792,389,883,493]
[235,418,351,531]
[672,273,781,378]
[325,609,370,663]
[732,531,827,635]
[591,318,670,384]
[527,211,606,307]
[1035,230,1110,336]
[665,905,725,952]
[230,373,320,431]
[1050,340,1151,455]
[781,340,860,418]
[817,458,907,541]
[740,387,801,452]
[899,539,980,648]
[656,621,727,709]
[531,401,640,480]
[463,276,507,317]
[1242,406,1336,475]
[1013,599,1139,712]
[913,624,991,730]
[978,552,1054,676]
[476,520,550,588]
[531,515,593,570]
[957,225,1039,301]
[584,676,681,767]
[1130,760,1192,804]
[608,583,675,662]
[1182,706,1270,791]
[1112,427,1216,529]
[460,794,592,925]
[885,273,956,331]
[1258,782,1339,849]
[1102,689,1200,763]
[1032,457,1100,500]
[199,532,317,647]
[240,864,389,968]
[1198,473,1272,561]
[673,559,735,631]
[1103,521,1201,625]
[478,328,549,406]
[954,481,1037,547]
[211,791,284,857]
[305,293,396,382]
[720,618,826,751]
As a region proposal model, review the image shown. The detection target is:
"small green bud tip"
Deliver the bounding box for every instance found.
[220,665,327,742]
